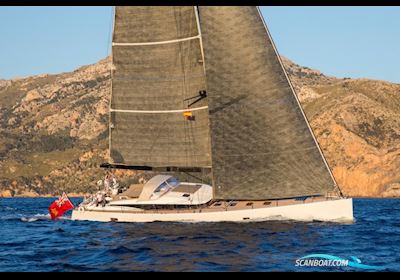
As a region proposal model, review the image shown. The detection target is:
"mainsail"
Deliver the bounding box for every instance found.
[109,6,338,200]
[110,7,211,168]
[199,6,337,200]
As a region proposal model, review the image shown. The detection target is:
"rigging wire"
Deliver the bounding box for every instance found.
[106,6,114,58]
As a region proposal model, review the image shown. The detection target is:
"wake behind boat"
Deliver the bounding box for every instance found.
[72,6,354,223]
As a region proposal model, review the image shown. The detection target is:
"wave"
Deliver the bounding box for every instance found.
[108,245,153,255]
[20,213,71,222]
[0,213,71,222]
[0,198,398,271]
[20,213,49,222]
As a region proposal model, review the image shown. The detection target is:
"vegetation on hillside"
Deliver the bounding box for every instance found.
[1,57,400,197]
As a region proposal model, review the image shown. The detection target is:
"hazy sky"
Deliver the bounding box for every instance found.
[0,6,399,83]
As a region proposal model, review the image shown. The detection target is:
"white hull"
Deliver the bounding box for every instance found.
[71,198,353,223]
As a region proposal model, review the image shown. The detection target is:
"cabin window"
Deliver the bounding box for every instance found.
[154,177,180,194]
[154,182,169,193]
[166,177,180,188]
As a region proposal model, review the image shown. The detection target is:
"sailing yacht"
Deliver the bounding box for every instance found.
[71,6,354,223]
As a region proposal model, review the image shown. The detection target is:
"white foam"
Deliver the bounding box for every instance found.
[20,213,51,222]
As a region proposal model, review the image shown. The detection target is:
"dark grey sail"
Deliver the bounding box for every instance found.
[198,6,337,200]
[110,6,211,168]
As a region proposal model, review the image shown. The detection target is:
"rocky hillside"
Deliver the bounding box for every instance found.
[283,58,400,197]
[1,57,400,197]
[0,58,138,197]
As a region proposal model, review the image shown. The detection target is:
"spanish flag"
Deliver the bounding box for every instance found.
[183,111,195,121]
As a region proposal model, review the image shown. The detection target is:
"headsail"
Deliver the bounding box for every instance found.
[110,7,211,168]
[199,6,336,199]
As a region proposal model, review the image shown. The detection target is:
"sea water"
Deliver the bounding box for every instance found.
[0,198,399,271]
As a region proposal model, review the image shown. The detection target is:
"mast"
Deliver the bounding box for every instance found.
[108,6,116,163]
[194,6,206,75]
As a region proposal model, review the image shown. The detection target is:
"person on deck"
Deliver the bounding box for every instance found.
[111,175,120,196]
[104,175,111,193]
[96,192,104,207]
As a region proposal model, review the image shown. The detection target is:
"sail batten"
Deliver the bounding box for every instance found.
[110,106,208,114]
[112,35,201,46]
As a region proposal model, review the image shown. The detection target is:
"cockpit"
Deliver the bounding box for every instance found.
[110,175,213,206]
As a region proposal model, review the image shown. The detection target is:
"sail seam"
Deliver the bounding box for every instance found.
[110,106,209,114]
[113,35,201,46]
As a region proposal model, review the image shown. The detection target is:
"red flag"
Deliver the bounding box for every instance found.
[48,193,74,220]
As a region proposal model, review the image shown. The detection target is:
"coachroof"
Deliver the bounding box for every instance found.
[137,175,173,201]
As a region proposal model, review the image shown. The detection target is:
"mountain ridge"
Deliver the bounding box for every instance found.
[1,56,400,198]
